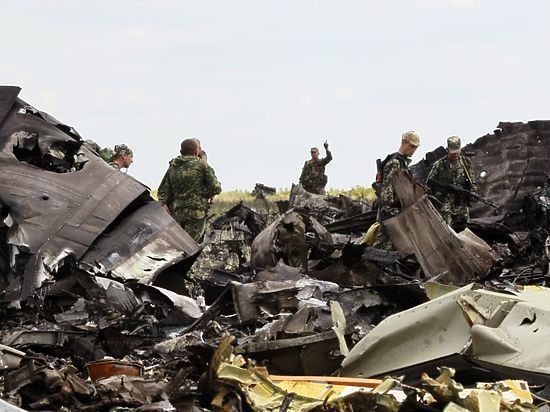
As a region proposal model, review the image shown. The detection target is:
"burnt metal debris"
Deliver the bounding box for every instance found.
[1,87,550,410]
[0,86,201,304]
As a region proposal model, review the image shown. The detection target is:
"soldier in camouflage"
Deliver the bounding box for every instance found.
[158,138,222,242]
[373,131,420,250]
[109,144,134,170]
[299,141,333,194]
[427,136,476,231]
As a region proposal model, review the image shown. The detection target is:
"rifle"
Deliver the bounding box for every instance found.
[427,178,501,211]
[372,158,383,197]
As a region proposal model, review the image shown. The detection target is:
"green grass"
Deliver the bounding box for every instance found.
[151,186,375,216]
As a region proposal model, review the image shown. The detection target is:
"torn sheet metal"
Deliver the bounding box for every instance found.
[325,211,378,234]
[254,262,303,282]
[341,284,550,383]
[247,328,348,376]
[384,171,497,283]
[0,86,201,300]
[95,375,168,406]
[341,284,475,378]
[467,121,550,219]
[3,330,86,349]
[250,210,307,269]
[232,278,338,324]
[0,344,25,370]
[289,184,344,221]
[129,283,203,325]
[212,202,267,238]
[79,201,199,284]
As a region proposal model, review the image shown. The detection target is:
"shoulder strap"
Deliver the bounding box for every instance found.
[459,156,474,185]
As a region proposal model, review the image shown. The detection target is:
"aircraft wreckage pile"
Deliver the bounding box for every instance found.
[1,86,550,411]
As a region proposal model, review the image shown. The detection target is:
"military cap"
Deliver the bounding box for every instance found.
[447,136,461,154]
[401,131,420,147]
[310,147,319,153]
[114,144,133,157]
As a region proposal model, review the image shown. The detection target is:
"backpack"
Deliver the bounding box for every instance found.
[372,153,407,197]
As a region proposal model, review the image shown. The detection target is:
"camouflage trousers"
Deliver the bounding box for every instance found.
[172,208,206,242]
[372,207,399,251]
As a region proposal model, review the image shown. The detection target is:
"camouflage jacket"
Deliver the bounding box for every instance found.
[427,155,476,213]
[157,155,221,212]
[379,152,411,219]
[299,150,333,191]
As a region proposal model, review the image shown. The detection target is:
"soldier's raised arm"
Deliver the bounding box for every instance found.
[322,140,333,165]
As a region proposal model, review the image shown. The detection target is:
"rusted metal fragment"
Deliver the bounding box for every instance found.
[86,359,143,381]
[384,171,497,283]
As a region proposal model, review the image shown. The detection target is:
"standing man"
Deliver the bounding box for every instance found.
[427,136,476,231]
[299,141,333,194]
[158,138,222,242]
[109,144,134,170]
[373,131,420,250]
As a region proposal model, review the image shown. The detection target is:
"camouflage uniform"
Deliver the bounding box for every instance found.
[299,149,333,194]
[427,155,475,231]
[157,155,222,241]
[373,152,412,250]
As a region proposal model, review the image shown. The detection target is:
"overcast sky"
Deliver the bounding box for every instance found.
[2,0,549,190]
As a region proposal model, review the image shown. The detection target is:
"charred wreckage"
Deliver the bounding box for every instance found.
[1,86,550,411]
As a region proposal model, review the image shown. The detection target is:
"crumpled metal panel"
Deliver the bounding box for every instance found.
[79,201,198,283]
[341,285,550,380]
[384,171,497,283]
[468,121,550,218]
[0,86,201,300]
[470,286,550,374]
[0,87,20,128]
[250,209,307,269]
[340,284,475,378]
[0,344,25,370]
